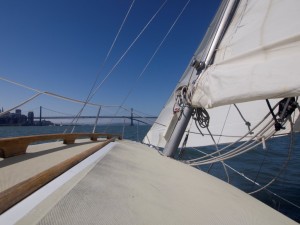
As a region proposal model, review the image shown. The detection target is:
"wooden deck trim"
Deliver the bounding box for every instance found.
[0,138,114,215]
[0,133,121,158]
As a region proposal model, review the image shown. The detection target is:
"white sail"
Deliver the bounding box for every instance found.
[144,0,300,149]
[190,0,300,108]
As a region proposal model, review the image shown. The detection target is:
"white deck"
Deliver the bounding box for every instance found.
[0,139,297,225]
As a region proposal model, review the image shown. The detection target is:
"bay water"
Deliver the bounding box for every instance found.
[0,125,299,222]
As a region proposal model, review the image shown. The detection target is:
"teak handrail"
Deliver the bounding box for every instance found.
[0,133,121,158]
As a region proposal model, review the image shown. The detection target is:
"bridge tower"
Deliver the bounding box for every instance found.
[130,108,134,126]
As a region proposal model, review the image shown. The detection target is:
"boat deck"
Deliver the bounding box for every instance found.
[0,139,297,225]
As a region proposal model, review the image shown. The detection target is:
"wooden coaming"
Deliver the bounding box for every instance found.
[0,133,121,158]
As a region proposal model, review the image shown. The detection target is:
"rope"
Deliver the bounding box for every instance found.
[41,106,75,116]
[0,76,121,107]
[206,127,230,183]
[188,146,300,210]
[189,121,276,165]
[136,121,139,141]
[217,104,231,144]
[0,93,42,117]
[193,107,210,128]
[187,104,294,166]
[185,101,281,164]
[90,0,168,99]
[233,104,252,133]
[250,147,268,191]
[248,119,295,195]
[89,0,169,130]
[119,0,191,108]
[67,0,136,132]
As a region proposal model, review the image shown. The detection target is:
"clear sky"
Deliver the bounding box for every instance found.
[0,0,221,120]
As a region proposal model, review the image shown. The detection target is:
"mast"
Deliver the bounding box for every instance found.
[163,0,240,157]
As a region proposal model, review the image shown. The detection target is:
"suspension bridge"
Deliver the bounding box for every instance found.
[34,107,157,126]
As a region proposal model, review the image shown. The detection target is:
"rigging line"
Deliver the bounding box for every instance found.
[233,104,252,132]
[118,0,191,108]
[136,121,139,141]
[0,76,41,93]
[191,122,276,165]
[190,146,300,210]
[187,120,276,165]
[248,119,295,195]
[41,106,75,116]
[0,93,43,117]
[76,0,168,132]
[104,0,135,66]
[250,147,269,191]
[190,146,261,186]
[217,104,231,144]
[89,0,168,99]
[0,76,121,107]
[206,127,230,183]
[192,129,276,166]
[132,108,157,117]
[69,0,136,131]
[103,106,123,133]
[185,107,278,163]
[205,104,230,173]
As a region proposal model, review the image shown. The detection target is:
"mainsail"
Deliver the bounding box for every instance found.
[143,0,300,151]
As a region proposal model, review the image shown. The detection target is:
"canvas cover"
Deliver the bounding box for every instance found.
[190,0,300,108]
[143,0,300,148]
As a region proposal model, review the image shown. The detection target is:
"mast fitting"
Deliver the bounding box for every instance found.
[191,60,205,74]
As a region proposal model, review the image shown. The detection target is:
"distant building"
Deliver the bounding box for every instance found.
[15,109,21,115]
[28,111,34,125]
[0,107,52,126]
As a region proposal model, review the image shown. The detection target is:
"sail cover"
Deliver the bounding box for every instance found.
[144,0,300,149]
[191,0,300,108]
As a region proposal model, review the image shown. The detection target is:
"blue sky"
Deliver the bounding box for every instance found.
[0,0,220,120]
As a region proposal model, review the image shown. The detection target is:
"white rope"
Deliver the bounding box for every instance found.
[188,145,300,210]
[86,0,168,130]
[0,76,120,107]
[102,0,191,133]
[205,127,230,182]
[68,0,136,132]
[248,119,295,195]
[0,93,42,116]
[119,0,191,107]
[189,122,276,165]
[185,102,280,164]
[104,0,136,65]
[90,0,168,98]
[187,100,294,166]
[186,118,273,164]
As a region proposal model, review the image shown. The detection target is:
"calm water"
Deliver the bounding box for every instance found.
[0,125,299,222]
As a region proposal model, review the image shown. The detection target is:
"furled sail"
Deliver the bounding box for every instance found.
[190,0,300,108]
[144,0,300,149]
